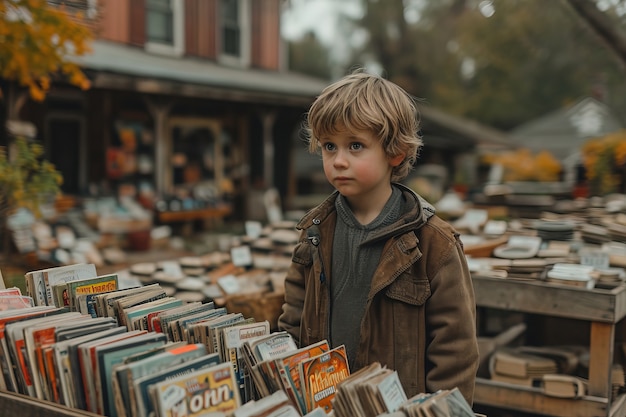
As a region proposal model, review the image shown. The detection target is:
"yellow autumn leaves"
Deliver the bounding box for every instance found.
[581,130,626,196]
[482,149,562,182]
[0,0,93,101]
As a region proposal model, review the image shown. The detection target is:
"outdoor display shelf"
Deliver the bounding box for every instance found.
[472,274,626,417]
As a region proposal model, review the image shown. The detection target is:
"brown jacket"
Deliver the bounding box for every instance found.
[277,184,479,404]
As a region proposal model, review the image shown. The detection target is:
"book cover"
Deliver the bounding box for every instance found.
[0,306,63,392]
[78,330,145,413]
[274,340,329,413]
[55,326,127,409]
[65,273,119,311]
[151,361,241,417]
[0,295,34,311]
[42,263,97,307]
[114,342,207,417]
[133,352,222,417]
[299,345,350,414]
[222,320,271,403]
[96,331,167,416]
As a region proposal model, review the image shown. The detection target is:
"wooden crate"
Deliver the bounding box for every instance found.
[224,291,285,330]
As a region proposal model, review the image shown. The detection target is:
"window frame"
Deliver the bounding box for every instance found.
[145,0,184,57]
[218,0,250,67]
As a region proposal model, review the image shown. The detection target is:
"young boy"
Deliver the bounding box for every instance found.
[277,71,479,404]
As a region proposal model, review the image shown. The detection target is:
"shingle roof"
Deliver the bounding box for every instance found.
[74,40,328,106]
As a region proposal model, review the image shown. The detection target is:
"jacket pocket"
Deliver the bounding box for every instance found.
[385,275,431,305]
[291,241,313,266]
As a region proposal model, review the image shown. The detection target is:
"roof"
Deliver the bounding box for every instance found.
[74,40,329,106]
[510,97,624,160]
[74,42,516,149]
[418,104,516,151]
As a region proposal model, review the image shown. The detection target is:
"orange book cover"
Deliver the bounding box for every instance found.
[299,345,350,414]
[275,340,329,413]
[33,326,57,399]
[44,346,60,403]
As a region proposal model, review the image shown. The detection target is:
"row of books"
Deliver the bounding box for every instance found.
[0,262,478,417]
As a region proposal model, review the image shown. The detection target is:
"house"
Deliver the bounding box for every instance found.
[7,0,522,224]
[510,97,624,186]
[11,0,329,222]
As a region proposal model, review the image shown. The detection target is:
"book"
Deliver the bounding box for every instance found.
[95,331,168,416]
[272,339,330,413]
[0,306,65,392]
[93,283,161,318]
[0,295,34,311]
[41,263,97,307]
[298,345,350,414]
[112,342,207,417]
[55,326,128,409]
[64,273,119,311]
[222,320,271,403]
[133,351,222,417]
[78,330,146,413]
[150,361,241,417]
[24,270,48,306]
[24,314,94,400]
[5,311,82,396]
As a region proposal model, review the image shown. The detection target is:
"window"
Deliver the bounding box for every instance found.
[47,0,98,18]
[219,0,250,66]
[145,0,184,56]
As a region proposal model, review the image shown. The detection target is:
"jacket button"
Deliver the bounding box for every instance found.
[313,218,321,225]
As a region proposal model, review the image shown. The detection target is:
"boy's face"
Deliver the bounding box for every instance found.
[319,127,401,201]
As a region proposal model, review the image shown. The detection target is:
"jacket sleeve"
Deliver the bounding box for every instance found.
[424,232,479,405]
[277,239,308,346]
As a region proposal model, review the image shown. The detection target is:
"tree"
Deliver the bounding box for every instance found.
[342,0,626,130]
[287,31,333,80]
[0,0,92,102]
[0,0,90,256]
[0,135,62,255]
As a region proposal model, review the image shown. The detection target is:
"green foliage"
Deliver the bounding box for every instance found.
[341,0,626,130]
[0,0,93,101]
[0,136,62,219]
[288,32,333,80]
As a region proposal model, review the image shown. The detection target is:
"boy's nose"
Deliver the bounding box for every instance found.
[333,149,349,167]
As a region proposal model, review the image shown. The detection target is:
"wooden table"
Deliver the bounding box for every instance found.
[156,205,232,235]
[472,275,626,417]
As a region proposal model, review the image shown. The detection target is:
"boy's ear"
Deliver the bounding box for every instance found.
[389,153,405,167]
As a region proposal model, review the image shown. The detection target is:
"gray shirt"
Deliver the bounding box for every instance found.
[330,185,403,367]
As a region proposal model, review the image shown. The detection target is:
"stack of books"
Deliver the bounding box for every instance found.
[0,262,479,417]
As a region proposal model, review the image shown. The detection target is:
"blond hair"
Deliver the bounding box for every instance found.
[305,71,423,182]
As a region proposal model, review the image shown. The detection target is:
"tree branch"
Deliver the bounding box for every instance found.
[564,0,626,68]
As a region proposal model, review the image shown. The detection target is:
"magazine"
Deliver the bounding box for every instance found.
[298,345,350,414]
[150,361,241,417]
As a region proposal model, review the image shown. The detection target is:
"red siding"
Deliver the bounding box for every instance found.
[129,0,146,46]
[184,0,217,59]
[251,0,280,70]
[199,0,218,59]
[185,0,198,55]
[97,0,131,43]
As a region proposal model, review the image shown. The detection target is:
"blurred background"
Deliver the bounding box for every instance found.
[1,0,626,262]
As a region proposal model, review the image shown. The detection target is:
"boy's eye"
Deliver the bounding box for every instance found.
[350,143,363,151]
[322,143,336,151]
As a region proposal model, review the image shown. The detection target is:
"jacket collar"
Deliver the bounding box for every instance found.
[296,183,436,233]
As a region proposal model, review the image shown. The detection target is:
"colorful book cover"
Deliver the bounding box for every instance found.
[0,295,34,311]
[275,340,330,414]
[299,345,350,414]
[151,361,241,417]
[66,273,119,311]
[42,263,97,307]
[222,320,271,402]
[115,343,207,417]
[134,352,222,417]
